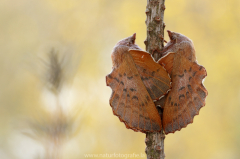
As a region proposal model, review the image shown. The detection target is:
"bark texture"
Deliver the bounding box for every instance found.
[145,0,166,61]
[145,0,166,159]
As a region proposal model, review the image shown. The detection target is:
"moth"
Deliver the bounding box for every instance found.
[106,33,171,132]
[106,31,207,134]
[157,30,208,134]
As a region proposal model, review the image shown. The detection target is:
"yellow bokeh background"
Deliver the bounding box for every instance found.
[0,0,240,159]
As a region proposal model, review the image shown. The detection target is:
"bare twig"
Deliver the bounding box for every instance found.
[145,0,166,159]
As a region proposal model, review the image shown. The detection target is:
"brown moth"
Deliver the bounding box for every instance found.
[106,34,171,133]
[157,30,208,134]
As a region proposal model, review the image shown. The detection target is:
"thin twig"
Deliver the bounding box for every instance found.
[145,0,166,159]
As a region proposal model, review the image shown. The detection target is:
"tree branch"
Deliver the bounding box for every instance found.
[145,0,166,61]
[145,0,166,159]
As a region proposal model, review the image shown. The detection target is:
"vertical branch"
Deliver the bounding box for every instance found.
[145,0,166,159]
[145,0,166,61]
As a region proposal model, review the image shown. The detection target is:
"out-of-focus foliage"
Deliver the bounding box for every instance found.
[0,0,239,159]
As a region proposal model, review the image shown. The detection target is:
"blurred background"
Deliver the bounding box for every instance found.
[0,0,240,159]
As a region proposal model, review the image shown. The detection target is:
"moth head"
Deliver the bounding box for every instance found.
[167,30,191,43]
[112,33,141,67]
[116,33,141,50]
[167,30,181,41]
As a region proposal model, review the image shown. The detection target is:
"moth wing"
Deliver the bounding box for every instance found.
[106,50,162,132]
[162,53,207,134]
[129,49,171,100]
[158,52,175,76]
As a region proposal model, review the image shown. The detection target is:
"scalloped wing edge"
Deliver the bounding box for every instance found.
[106,72,162,133]
[164,63,208,134]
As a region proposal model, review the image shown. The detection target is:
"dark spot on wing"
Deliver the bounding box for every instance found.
[143,69,146,73]
[145,117,150,120]
[146,95,150,101]
[199,66,203,70]
[134,74,139,77]
[184,69,187,73]
[127,76,133,80]
[120,81,124,85]
[124,73,126,76]
[152,71,155,76]
[108,75,113,79]
[178,74,184,78]
[123,88,127,92]
[145,100,148,105]
[141,76,149,81]
[130,88,136,92]
[193,71,197,77]
[119,73,122,77]
[189,76,192,82]
[179,94,185,100]
[189,67,192,72]
[188,85,193,93]
[179,86,185,91]
[132,96,138,100]
[174,103,177,106]
[114,77,119,82]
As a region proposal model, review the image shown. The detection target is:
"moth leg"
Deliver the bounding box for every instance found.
[159,34,167,43]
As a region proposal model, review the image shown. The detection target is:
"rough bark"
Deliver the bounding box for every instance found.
[145,0,166,61]
[145,0,166,159]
